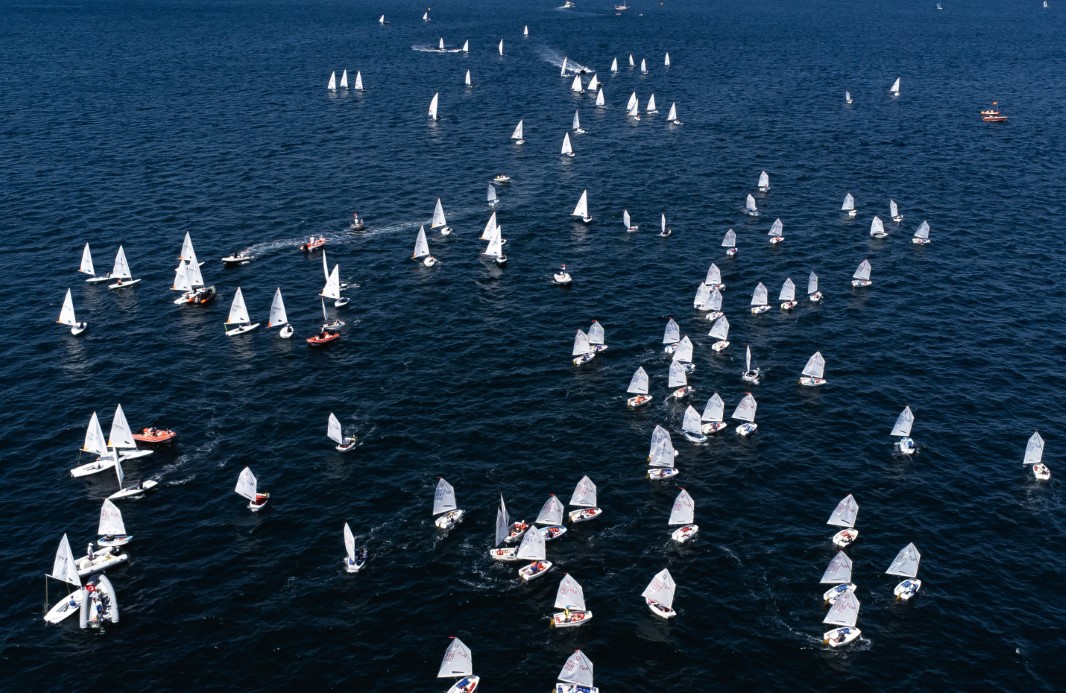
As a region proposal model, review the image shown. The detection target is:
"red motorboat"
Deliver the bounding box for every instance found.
[132,427,178,445]
[307,331,341,347]
[299,235,327,252]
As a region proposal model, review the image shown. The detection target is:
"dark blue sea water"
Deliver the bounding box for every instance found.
[2,0,1064,688]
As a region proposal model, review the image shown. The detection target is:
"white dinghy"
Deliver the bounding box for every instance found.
[768,218,784,245]
[851,259,872,287]
[555,650,599,693]
[681,405,707,444]
[428,92,439,121]
[799,352,827,387]
[80,573,119,630]
[891,406,916,455]
[669,488,698,542]
[572,189,592,223]
[1024,431,1051,481]
[516,518,552,581]
[267,288,294,338]
[750,282,770,314]
[808,271,823,302]
[722,228,737,256]
[629,54,636,68]
[693,283,712,312]
[779,277,797,311]
[742,345,761,385]
[568,475,602,523]
[704,288,724,322]
[701,393,728,434]
[823,589,861,647]
[646,93,658,114]
[705,263,725,291]
[664,52,671,67]
[674,335,694,373]
[668,360,693,401]
[588,320,608,353]
[431,198,452,236]
[80,243,110,283]
[511,119,524,145]
[640,57,648,74]
[647,424,679,480]
[626,366,653,409]
[642,568,677,619]
[439,638,480,693]
[108,457,159,500]
[912,220,931,245]
[820,551,856,605]
[107,246,140,289]
[623,209,639,232]
[572,110,585,134]
[841,193,856,218]
[464,69,472,88]
[662,317,681,354]
[327,412,357,452]
[845,90,853,105]
[483,225,507,266]
[536,494,567,541]
[354,71,364,91]
[57,288,87,335]
[550,574,592,628]
[745,193,759,217]
[97,499,131,548]
[561,132,575,158]
[732,393,758,436]
[890,199,903,223]
[44,534,85,624]
[553,264,572,285]
[595,88,605,107]
[758,170,770,192]
[869,215,888,239]
[225,287,260,336]
[667,101,682,125]
[498,39,504,56]
[343,522,366,573]
[886,542,921,601]
[433,477,466,530]
[71,412,116,478]
[413,225,438,266]
[74,541,127,578]
[488,494,525,562]
[570,75,584,94]
[708,315,730,352]
[235,466,269,512]
[889,77,901,96]
[626,91,640,121]
[486,184,498,208]
[328,71,336,91]
[572,329,595,366]
[340,69,348,89]
[827,494,859,548]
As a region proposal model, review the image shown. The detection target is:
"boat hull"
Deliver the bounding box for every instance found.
[488,547,522,562]
[670,386,693,400]
[307,332,341,346]
[538,525,567,541]
[445,676,479,693]
[568,507,602,523]
[736,422,758,437]
[809,292,823,302]
[45,589,86,624]
[824,627,860,647]
[626,394,653,409]
[572,352,596,366]
[550,609,592,628]
[554,273,572,285]
[671,524,698,543]
[712,340,730,352]
[823,583,856,604]
[1032,463,1051,481]
[107,278,141,290]
[335,437,358,453]
[912,238,931,245]
[70,456,117,478]
[832,528,858,548]
[894,579,921,601]
[518,560,553,581]
[75,550,128,578]
[780,300,797,311]
[683,431,707,444]
[751,305,770,315]
[851,279,872,288]
[647,468,678,480]
[503,522,529,544]
[799,377,827,387]
[108,479,159,500]
[132,428,177,445]
[701,421,727,434]
[646,598,676,619]
[434,509,465,530]
[225,323,260,336]
[895,437,916,455]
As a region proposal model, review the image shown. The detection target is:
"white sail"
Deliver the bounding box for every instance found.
[1024,431,1044,466]
[694,283,711,308]
[516,521,546,559]
[663,318,681,344]
[340,69,348,88]
[660,213,667,234]
[438,638,474,678]
[845,90,852,103]
[464,69,471,87]
[321,266,341,300]
[802,352,825,379]
[428,92,439,120]
[732,393,757,423]
[664,52,671,67]
[751,282,768,307]
[870,216,885,237]
[890,77,900,95]
[354,71,364,91]
[433,478,458,516]
[523,25,529,37]
[889,200,899,218]
[623,209,632,229]
[587,74,599,91]
[438,37,445,50]
[327,71,336,91]
[171,262,191,292]
[642,569,676,609]
[701,393,725,422]
[561,132,573,156]
[555,574,586,611]
[779,278,796,302]
[343,522,356,562]
[486,185,497,205]
[682,408,704,437]
[498,39,504,56]
[327,412,343,444]
[891,406,914,437]
[820,552,853,584]
[807,272,819,295]
[640,58,648,73]
[823,590,860,628]
[485,231,504,258]
[558,650,594,687]
[648,425,676,468]
[745,194,758,215]
[58,289,79,326]
[886,543,921,578]
[431,198,448,229]
[462,40,469,52]
[588,320,605,346]
[50,534,81,588]
[570,476,597,507]
[495,494,510,546]
[627,367,649,395]
[536,495,565,526]
[674,335,693,363]
[111,246,132,280]
[759,170,770,190]
[708,315,730,341]
[646,93,657,112]
[595,88,605,106]
[178,232,195,263]
[268,288,288,327]
[853,259,871,281]
[572,110,581,131]
[570,75,583,93]
[745,345,754,373]
[79,243,95,276]
[611,57,619,72]
[378,14,385,24]
[98,499,125,537]
[108,404,137,449]
[227,287,251,324]
[572,329,591,357]
[668,360,688,388]
[722,228,736,248]
[413,226,431,259]
[668,489,695,525]
[667,102,677,121]
[709,287,725,311]
[766,219,783,242]
[511,120,524,140]
[827,494,858,529]
[82,412,108,457]
[185,247,204,287]
[841,193,855,212]
[626,91,638,111]
[481,212,498,240]
[914,220,930,241]
[572,190,589,219]
[627,100,639,117]
[234,467,257,501]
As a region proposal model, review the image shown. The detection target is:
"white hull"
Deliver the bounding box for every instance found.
[502,521,529,544]
[248,499,268,512]
[335,437,358,453]
[70,457,117,478]
[75,550,127,578]
[1032,463,1051,481]
[488,547,522,562]
[69,322,87,336]
[845,210,857,218]
[683,431,707,444]
[445,677,480,693]
[344,556,366,573]
[518,560,553,581]
[647,468,679,480]
[799,377,827,387]
[912,238,931,245]
[780,300,797,311]
[671,524,698,543]
[225,322,260,336]
[892,215,903,223]
[646,598,676,619]
[895,437,916,455]
[712,340,730,352]
[550,609,592,628]
[97,534,132,548]
[85,275,111,284]
[45,589,86,624]
[701,421,727,434]
[626,394,653,409]
[769,236,783,245]
[742,371,761,386]
[572,352,596,366]
[851,279,872,288]
[554,272,572,285]
[556,685,599,693]
[824,627,860,647]
[279,324,294,338]
[894,579,921,601]
[809,292,823,302]
[832,528,858,548]
[704,311,724,322]
[750,305,770,315]
[434,509,465,530]
[221,254,252,265]
[118,449,153,462]
[538,525,568,541]
[568,507,602,523]
[670,386,693,400]
[726,248,737,256]
[107,278,141,290]
[823,583,856,604]
[108,479,159,500]
[663,343,679,355]
[736,422,758,437]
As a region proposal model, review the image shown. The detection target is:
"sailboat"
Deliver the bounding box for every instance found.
[413,226,438,267]
[483,226,507,266]
[535,494,567,541]
[841,193,856,218]
[327,412,358,452]
[44,534,85,624]
[378,14,386,24]
[741,345,761,385]
[523,25,529,37]
[587,320,608,353]
[498,39,504,56]
[646,93,658,114]
[642,568,677,619]
[428,92,439,121]
[889,77,901,96]
[570,75,584,94]
[572,110,585,134]
[664,52,671,67]
[511,119,525,145]
[704,288,725,321]
[799,352,827,387]
[779,277,797,311]
[662,317,681,353]
[755,171,771,194]
[97,499,131,548]
[745,193,759,217]
[647,424,680,480]
[438,37,446,52]
[480,212,498,242]
[823,589,861,647]
[108,456,158,500]
[79,243,110,283]
[626,92,641,120]
[610,57,619,73]
[623,209,638,232]
[732,393,758,436]
[71,412,116,478]
[434,477,466,529]
[820,551,856,605]
[107,246,140,289]
[555,650,598,693]
[354,71,364,91]
[235,466,268,511]
[912,220,931,245]
[708,316,730,352]
[1024,431,1051,481]
[550,574,592,628]
[107,404,152,464]
[667,102,682,125]
[267,288,294,338]
[659,212,671,237]
[629,54,636,68]
[561,132,575,158]
[768,218,784,245]
[57,289,87,335]
[891,406,916,454]
[430,198,452,236]
[869,215,887,239]
[464,69,472,88]
[808,271,823,302]
[827,494,859,548]
[693,283,712,311]
[572,329,595,366]
[595,88,605,107]
[722,228,737,256]
[340,69,348,89]
[701,393,727,434]
[845,90,853,105]
[667,488,698,543]
[516,519,552,580]
[328,71,337,92]
[681,406,707,444]
[640,58,648,74]
[225,287,260,335]
[626,367,652,409]
[750,282,770,314]
[568,475,602,522]
[673,335,695,373]
[486,184,498,208]
[886,543,922,600]
[851,259,872,287]
[587,74,599,91]
[889,199,903,223]
[572,189,592,223]
[438,638,479,693]
[342,522,366,573]
[488,496,524,561]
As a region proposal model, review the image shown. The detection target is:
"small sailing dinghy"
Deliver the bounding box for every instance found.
[235,466,269,512]
[851,259,872,287]
[845,90,853,105]
[626,367,653,409]
[517,519,552,581]
[572,329,595,366]
[108,404,153,463]
[673,335,695,374]
[323,264,349,308]
[343,522,366,573]
[841,193,856,218]
[693,283,712,311]
[340,69,348,89]
[623,209,639,232]
[74,542,127,578]
[912,220,931,245]
[555,650,599,693]
[827,494,858,548]
[550,574,591,628]
[428,92,439,121]
[820,551,856,605]
[464,69,472,88]
[486,184,498,208]
[647,425,680,480]
[568,475,602,523]
[779,277,798,311]
[662,317,681,354]
[523,25,528,37]
[554,264,572,285]
[768,218,784,245]
[869,215,888,239]
[708,315,730,352]
[640,58,648,74]
[354,71,364,91]
[572,189,592,223]
[886,543,921,601]
[664,52,671,67]
[107,246,140,289]
[561,132,575,158]
[439,638,479,693]
[511,119,525,145]
[378,14,387,24]
[750,282,770,314]
[79,243,110,283]
[484,226,507,266]
[741,345,761,385]
[588,320,608,353]
[659,212,671,237]
[572,110,585,134]
[889,77,901,96]
[1024,431,1051,481]
[327,71,336,92]
[891,406,916,455]
[611,57,619,73]
[758,170,770,192]
[799,351,827,387]
[431,198,452,236]
[704,288,725,321]
[433,477,465,529]
[889,200,903,223]
[536,495,567,541]
[668,488,698,542]
[570,75,584,94]
[681,405,706,444]
[667,101,682,125]
[629,54,636,68]
[823,589,861,647]
[327,412,357,452]
[723,228,737,256]
[646,93,658,114]
[44,534,85,624]
[745,193,759,217]
[595,88,605,107]
[225,287,260,335]
[701,393,728,434]
[108,457,159,500]
[80,573,118,630]
[267,288,294,338]
[642,568,677,619]
[489,494,526,561]
[71,412,116,478]
[413,225,438,266]
[97,499,131,548]
[732,393,758,436]
[57,288,87,335]
[626,91,640,120]
[493,174,511,184]
[808,271,823,302]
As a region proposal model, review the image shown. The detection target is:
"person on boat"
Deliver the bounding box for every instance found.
[87,544,95,561]
[835,631,847,643]
[357,547,367,563]
[563,607,571,622]
[101,534,113,543]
